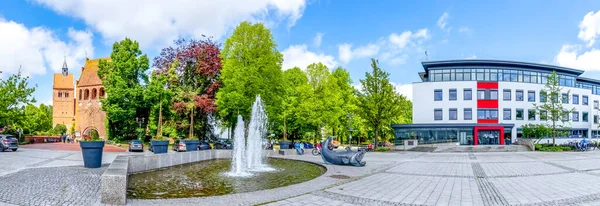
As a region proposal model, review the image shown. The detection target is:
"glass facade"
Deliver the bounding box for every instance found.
[428,68,576,87]
[394,127,474,145]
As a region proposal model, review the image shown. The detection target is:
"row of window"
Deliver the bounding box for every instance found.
[57,91,70,98]
[433,108,600,123]
[428,68,577,87]
[435,88,600,107]
[78,88,105,100]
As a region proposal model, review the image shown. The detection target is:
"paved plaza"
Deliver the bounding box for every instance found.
[4,147,600,205]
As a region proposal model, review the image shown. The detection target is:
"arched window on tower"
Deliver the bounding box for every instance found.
[92,88,97,99]
[84,89,90,100]
[99,87,105,97]
[65,92,69,98]
[79,89,82,100]
[58,91,63,98]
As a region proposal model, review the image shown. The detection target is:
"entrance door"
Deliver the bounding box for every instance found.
[459,132,467,145]
[477,130,500,145]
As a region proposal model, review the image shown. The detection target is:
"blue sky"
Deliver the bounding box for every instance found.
[1,0,600,105]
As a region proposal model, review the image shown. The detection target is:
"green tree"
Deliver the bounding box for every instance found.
[0,71,36,129]
[281,67,313,141]
[533,71,575,146]
[216,21,284,129]
[355,59,402,148]
[521,123,551,144]
[145,66,176,139]
[98,38,150,140]
[70,122,75,135]
[53,124,67,135]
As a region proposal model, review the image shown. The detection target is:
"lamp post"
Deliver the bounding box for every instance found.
[346,113,354,146]
[135,117,145,140]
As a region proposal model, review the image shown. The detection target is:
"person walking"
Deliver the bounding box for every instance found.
[61,134,66,143]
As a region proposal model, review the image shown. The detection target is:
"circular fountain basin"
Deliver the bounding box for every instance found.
[127,158,326,199]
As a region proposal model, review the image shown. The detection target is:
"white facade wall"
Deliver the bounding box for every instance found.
[412,81,600,144]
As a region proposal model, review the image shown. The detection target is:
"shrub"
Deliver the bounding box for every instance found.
[535,144,542,150]
[375,147,391,152]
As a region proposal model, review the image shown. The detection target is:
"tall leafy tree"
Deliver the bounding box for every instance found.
[145,66,176,139]
[154,38,222,140]
[0,71,36,129]
[217,21,284,129]
[98,38,150,140]
[281,67,313,141]
[355,59,401,148]
[533,71,575,146]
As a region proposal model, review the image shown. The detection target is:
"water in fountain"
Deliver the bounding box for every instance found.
[246,95,272,171]
[227,95,272,177]
[227,115,251,177]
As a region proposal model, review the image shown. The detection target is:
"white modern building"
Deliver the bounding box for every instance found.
[392,60,600,145]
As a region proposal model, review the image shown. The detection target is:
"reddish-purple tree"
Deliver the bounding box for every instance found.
[154,37,222,139]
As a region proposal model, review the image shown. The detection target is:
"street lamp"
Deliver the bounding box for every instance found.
[346,113,354,146]
[135,117,145,140]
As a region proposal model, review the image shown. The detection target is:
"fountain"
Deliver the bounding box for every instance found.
[126,95,325,199]
[228,95,273,176]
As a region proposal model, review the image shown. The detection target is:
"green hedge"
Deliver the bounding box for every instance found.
[375,147,391,152]
[535,144,574,152]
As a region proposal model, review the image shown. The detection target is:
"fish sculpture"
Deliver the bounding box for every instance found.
[320,136,366,167]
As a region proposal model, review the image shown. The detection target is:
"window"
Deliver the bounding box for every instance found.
[449,108,457,120]
[477,90,486,100]
[583,112,589,122]
[516,90,524,101]
[573,111,579,122]
[562,113,569,121]
[528,91,535,102]
[595,100,599,109]
[464,108,472,120]
[434,90,442,101]
[58,91,63,98]
[99,88,105,97]
[528,109,536,120]
[583,95,588,105]
[434,109,442,120]
[464,89,472,100]
[540,92,547,102]
[503,108,511,120]
[477,109,498,120]
[595,115,599,124]
[79,89,82,100]
[503,89,511,100]
[92,88,97,99]
[516,109,524,120]
[562,93,569,104]
[490,90,498,100]
[541,111,548,121]
[449,89,457,101]
[573,94,579,105]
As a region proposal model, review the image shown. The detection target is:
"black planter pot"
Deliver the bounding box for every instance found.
[279,141,291,150]
[80,141,105,168]
[185,140,200,151]
[151,140,169,154]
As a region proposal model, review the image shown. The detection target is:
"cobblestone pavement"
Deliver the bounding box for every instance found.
[0,166,106,206]
[9,151,600,205]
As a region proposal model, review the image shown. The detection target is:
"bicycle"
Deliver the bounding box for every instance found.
[312,147,320,156]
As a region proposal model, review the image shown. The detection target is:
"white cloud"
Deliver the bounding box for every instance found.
[35,0,307,49]
[313,32,324,47]
[339,28,429,65]
[337,43,380,64]
[0,18,93,77]
[282,44,337,70]
[393,83,413,101]
[458,26,472,36]
[578,10,600,47]
[437,12,451,32]
[555,44,600,71]
[465,55,477,59]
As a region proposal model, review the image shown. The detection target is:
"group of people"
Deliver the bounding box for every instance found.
[61,134,75,143]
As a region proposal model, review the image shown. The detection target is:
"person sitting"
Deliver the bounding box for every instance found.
[367,143,373,152]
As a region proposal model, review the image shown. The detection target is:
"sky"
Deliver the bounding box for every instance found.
[2,0,600,106]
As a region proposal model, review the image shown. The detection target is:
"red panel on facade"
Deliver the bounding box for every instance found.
[473,126,505,145]
[477,99,498,108]
[477,119,498,124]
[477,82,498,89]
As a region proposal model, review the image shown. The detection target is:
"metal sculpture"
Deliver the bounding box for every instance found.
[320,136,366,167]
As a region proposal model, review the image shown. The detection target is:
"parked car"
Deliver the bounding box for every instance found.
[213,140,232,149]
[0,135,18,152]
[172,139,187,152]
[198,142,212,150]
[128,140,144,152]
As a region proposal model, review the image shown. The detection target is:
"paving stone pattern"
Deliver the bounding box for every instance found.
[0,166,105,206]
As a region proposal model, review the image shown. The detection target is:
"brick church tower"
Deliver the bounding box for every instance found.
[52,57,75,132]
